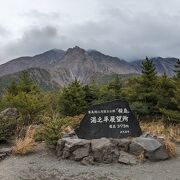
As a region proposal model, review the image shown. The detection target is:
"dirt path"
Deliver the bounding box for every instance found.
[0,143,180,180]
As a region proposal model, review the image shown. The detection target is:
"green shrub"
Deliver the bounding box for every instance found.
[36,114,69,147]
[58,80,87,116]
[0,116,17,142]
[36,114,83,147]
[1,72,50,125]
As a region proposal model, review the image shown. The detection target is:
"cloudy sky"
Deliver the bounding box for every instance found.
[0,0,180,64]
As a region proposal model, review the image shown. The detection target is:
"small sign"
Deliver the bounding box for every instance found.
[75,100,142,139]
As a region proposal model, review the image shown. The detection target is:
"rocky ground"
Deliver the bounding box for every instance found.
[0,143,179,180]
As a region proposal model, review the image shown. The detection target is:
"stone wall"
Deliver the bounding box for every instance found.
[56,133,170,165]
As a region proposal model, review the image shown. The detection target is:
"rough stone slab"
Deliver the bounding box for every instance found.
[129,142,144,156]
[111,138,131,152]
[145,145,169,161]
[56,139,66,157]
[0,148,12,155]
[118,151,137,165]
[72,144,90,161]
[0,153,7,160]
[91,138,112,150]
[58,138,91,160]
[91,138,119,163]
[134,137,162,152]
[0,108,18,118]
[63,138,90,147]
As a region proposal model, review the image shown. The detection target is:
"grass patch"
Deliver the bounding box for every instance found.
[13,126,37,155]
[140,121,180,142]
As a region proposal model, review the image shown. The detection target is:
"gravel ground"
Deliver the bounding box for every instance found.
[0,143,180,180]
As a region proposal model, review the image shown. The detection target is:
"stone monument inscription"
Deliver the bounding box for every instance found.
[75,99,142,139]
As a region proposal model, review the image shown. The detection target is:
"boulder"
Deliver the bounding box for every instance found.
[129,141,144,156]
[134,137,162,152]
[0,148,12,155]
[91,138,119,163]
[0,153,6,161]
[72,144,90,161]
[111,138,131,152]
[56,139,66,157]
[118,151,137,165]
[129,137,162,156]
[57,138,91,161]
[145,145,169,161]
[0,108,18,118]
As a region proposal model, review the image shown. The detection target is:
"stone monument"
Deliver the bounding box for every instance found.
[75,99,142,139]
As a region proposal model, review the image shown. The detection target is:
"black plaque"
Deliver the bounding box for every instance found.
[75,99,142,139]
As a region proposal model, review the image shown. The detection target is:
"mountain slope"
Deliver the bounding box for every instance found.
[0,68,59,94]
[131,57,177,76]
[0,46,178,90]
[0,49,65,77]
[49,46,138,85]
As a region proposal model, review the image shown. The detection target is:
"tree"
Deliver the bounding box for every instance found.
[157,74,175,110]
[83,84,99,106]
[141,57,157,85]
[160,60,180,123]
[1,73,48,125]
[58,79,87,116]
[108,75,122,99]
[124,57,158,116]
[6,80,19,96]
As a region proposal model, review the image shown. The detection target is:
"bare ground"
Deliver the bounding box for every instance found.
[0,143,180,180]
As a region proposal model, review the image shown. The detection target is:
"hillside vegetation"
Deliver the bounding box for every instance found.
[0,57,179,148]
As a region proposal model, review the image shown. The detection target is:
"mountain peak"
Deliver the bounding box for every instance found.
[66,46,85,56]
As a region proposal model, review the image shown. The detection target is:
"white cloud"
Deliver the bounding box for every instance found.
[0,0,180,63]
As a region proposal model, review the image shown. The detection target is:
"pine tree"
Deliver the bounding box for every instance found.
[108,75,122,99]
[157,73,175,110]
[2,73,47,125]
[58,79,87,116]
[18,72,39,93]
[127,57,158,116]
[160,60,180,123]
[141,57,157,85]
[6,80,19,96]
[83,84,99,106]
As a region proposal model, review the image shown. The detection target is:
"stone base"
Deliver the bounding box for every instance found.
[56,133,171,165]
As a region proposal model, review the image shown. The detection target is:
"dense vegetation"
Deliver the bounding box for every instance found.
[0,58,179,145]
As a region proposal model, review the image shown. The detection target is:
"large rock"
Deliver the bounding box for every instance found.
[111,138,131,152]
[0,108,18,118]
[56,139,66,157]
[145,145,169,161]
[72,145,90,161]
[57,138,91,161]
[0,153,6,161]
[0,148,12,155]
[129,137,162,156]
[134,137,162,152]
[129,141,144,156]
[118,151,137,165]
[91,138,119,163]
[0,147,12,161]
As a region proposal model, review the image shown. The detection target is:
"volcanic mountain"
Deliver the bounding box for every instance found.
[0,46,178,93]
